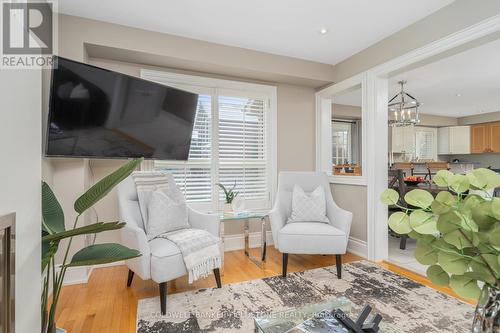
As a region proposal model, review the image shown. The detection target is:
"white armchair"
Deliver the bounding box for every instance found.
[269,172,352,278]
[117,175,222,315]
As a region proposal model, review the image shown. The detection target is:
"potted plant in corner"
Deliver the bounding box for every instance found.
[380,168,500,333]
[217,181,239,215]
[41,158,143,333]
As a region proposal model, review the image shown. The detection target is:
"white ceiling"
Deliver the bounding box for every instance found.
[58,0,453,65]
[390,37,500,117]
[334,37,500,118]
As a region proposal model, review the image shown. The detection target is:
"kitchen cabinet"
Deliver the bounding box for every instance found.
[471,122,500,153]
[490,122,500,152]
[391,126,415,154]
[438,126,470,155]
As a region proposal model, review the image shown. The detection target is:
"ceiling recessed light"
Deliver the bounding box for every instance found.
[319,28,328,35]
[456,93,462,97]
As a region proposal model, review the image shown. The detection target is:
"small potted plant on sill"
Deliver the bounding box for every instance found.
[217,181,239,216]
[42,158,143,333]
[380,168,500,333]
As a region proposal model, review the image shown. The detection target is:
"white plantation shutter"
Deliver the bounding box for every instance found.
[143,70,274,211]
[218,95,268,206]
[415,127,437,161]
[332,122,352,165]
[154,94,212,202]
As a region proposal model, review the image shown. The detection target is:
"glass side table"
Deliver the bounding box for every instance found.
[254,297,351,333]
[219,211,268,268]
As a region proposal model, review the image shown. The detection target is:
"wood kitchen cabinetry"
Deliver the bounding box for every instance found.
[471,122,500,153]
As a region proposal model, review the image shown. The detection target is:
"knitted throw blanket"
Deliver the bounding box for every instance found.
[132,172,222,283]
[159,229,222,283]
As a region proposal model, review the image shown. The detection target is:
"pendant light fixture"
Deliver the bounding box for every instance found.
[388,80,420,127]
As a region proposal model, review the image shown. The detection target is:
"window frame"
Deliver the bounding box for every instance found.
[140,69,278,212]
[415,126,438,161]
[316,74,368,186]
[332,121,353,166]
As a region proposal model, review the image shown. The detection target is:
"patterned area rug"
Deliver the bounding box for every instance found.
[136,260,474,333]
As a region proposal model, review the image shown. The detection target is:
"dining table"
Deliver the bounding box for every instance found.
[401,182,449,195]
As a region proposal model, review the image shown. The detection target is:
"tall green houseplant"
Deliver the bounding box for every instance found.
[41,158,143,333]
[381,168,500,331]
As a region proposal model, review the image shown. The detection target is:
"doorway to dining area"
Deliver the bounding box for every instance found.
[386,32,500,273]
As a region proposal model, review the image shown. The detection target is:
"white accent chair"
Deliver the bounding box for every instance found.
[269,172,352,278]
[117,176,222,315]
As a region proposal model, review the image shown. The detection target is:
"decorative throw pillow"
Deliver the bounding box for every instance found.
[146,186,190,240]
[287,184,329,223]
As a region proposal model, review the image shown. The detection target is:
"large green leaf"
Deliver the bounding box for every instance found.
[469,260,497,285]
[414,241,438,265]
[437,211,462,234]
[380,189,400,205]
[388,212,412,234]
[460,194,484,215]
[409,210,438,235]
[471,231,489,247]
[433,170,453,187]
[408,231,436,244]
[426,265,449,286]
[438,251,469,275]
[489,224,500,247]
[467,168,500,190]
[74,158,143,214]
[480,254,500,277]
[42,182,65,234]
[448,174,470,194]
[472,201,497,231]
[404,189,434,209]
[442,230,473,249]
[449,274,481,300]
[491,197,500,220]
[431,191,456,215]
[459,215,479,233]
[66,243,141,267]
[42,222,125,242]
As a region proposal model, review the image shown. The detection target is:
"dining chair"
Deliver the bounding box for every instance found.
[425,162,450,181]
[388,169,409,250]
[390,162,414,177]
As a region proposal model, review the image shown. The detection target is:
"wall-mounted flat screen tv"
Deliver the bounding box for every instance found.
[45,56,198,160]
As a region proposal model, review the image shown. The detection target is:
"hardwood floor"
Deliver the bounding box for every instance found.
[54,247,467,333]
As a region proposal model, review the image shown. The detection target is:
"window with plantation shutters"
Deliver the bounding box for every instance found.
[142,70,276,211]
[218,95,268,205]
[415,127,437,161]
[154,94,212,202]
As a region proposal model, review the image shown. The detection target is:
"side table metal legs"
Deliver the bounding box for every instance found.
[243,216,267,268]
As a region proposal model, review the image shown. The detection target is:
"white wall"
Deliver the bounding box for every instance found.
[0,70,42,333]
[331,184,367,242]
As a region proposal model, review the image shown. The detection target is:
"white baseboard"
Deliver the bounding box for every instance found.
[61,261,126,286]
[347,237,368,258]
[63,266,90,285]
[223,231,274,252]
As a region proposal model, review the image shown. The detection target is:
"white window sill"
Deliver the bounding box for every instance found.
[328,175,367,186]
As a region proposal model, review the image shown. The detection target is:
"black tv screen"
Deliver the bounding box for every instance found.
[45,56,198,160]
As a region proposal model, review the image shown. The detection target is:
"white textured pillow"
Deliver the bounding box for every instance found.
[146,187,190,240]
[287,184,329,223]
